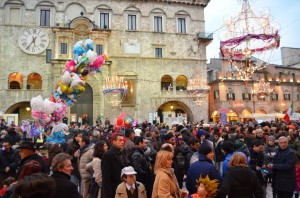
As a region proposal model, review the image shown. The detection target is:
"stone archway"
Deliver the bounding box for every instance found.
[157,101,193,124]
[257,109,267,114]
[211,111,219,123]
[227,109,238,122]
[5,101,31,121]
[70,84,93,124]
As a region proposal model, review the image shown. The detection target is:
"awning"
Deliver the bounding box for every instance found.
[241,113,285,120]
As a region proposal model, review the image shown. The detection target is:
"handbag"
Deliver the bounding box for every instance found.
[89,178,100,198]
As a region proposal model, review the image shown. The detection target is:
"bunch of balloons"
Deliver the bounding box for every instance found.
[29,39,109,142]
[65,39,108,78]
[54,39,108,106]
[114,112,137,131]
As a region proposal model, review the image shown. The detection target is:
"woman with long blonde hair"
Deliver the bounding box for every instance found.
[218,152,263,198]
[152,150,188,198]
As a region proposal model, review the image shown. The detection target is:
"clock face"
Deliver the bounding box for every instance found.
[18,28,50,54]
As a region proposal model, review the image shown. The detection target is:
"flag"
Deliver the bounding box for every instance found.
[283,103,294,124]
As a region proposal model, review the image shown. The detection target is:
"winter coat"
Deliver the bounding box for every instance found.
[51,171,82,198]
[86,157,102,186]
[174,142,189,170]
[218,167,263,198]
[0,148,19,175]
[102,146,130,198]
[189,151,199,166]
[186,148,197,168]
[294,138,300,158]
[152,168,181,198]
[130,148,150,187]
[222,152,234,178]
[86,157,102,198]
[248,147,265,185]
[272,146,297,192]
[79,143,94,181]
[186,154,221,194]
[124,138,135,158]
[115,182,147,198]
[214,138,224,162]
[15,153,48,180]
[295,164,300,191]
[263,144,277,174]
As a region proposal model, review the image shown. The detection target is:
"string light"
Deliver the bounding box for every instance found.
[187,75,210,105]
[252,79,274,95]
[219,0,280,80]
[102,75,128,107]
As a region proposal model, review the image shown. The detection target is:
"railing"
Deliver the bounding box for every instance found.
[5,89,45,103]
[160,89,189,98]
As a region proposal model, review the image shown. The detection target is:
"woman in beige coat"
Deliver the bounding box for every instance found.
[86,140,108,198]
[152,150,188,198]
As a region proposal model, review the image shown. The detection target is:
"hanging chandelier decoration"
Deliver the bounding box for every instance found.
[103,75,128,107]
[220,0,280,81]
[252,79,273,96]
[187,75,210,105]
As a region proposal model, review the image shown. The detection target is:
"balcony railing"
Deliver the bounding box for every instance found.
[5,89,45,103]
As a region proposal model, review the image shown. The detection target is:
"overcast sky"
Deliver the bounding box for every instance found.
[205,0,300,65]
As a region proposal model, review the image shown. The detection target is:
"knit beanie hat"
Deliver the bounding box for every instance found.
[197,129,206,139]
[268,135,275,141]
[198,145,212,156]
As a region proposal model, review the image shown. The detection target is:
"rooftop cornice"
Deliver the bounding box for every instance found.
[128,0,210,7]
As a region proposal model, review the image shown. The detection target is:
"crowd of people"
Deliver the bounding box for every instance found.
[0,118,299,198]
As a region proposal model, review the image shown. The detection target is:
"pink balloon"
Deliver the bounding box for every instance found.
[65,60,76,72]
[93,54,108,69]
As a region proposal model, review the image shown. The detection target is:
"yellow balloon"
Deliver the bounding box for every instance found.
[59,82,69,93]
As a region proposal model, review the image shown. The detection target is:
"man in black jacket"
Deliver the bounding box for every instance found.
[130,136,152,197]
[267,136,297,198]
[101,133,130,198]
[249,139,266,197]
[51,153,82,198]
[15,141,48,180]
[0,138,19,185]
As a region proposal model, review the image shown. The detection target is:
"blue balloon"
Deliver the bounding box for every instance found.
[31,125,40,137]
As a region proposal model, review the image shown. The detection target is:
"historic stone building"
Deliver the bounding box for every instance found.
[0,0,212,125]
[208,47,300,123]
